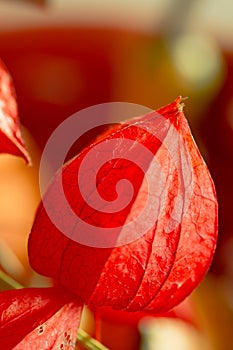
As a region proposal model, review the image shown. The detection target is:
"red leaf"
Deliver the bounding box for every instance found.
[0,59,30,163]
[29,97,218,313]
[0,287,83,349]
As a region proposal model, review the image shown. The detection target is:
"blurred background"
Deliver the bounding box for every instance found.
[0,0,233,349]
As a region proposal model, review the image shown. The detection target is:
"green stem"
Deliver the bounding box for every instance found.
[0,270,109,350]
[77,329,109,350]
[0,270,23,290]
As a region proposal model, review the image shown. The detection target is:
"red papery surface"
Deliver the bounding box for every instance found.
[0,59,30,163]
[29,98,217,314]
[0,287,82,350]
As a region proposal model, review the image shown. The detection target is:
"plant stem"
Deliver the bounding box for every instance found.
[0,270,23,290]
[77,329,109,350]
